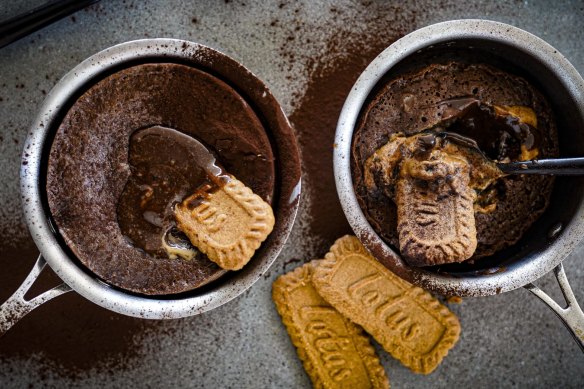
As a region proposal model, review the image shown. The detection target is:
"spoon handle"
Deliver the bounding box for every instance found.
[0,0,99,49]
[498,157,584,175]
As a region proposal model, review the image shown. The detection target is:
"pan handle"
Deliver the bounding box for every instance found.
[524,263,584,352]
[0,254,72,337]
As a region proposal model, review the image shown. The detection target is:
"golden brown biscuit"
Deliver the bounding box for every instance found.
[312,236,461,374]
[397,152,477,266]
[272,261,389,388]
[364,133,484,266]
[175,177,274,270]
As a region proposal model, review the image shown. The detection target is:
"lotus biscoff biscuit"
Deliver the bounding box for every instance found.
[175,177,274,270]
[312,236,460,374]
[272,261,389,388]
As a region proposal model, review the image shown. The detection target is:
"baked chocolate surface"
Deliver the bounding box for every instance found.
[352,62,559,263]
[47,63,275,295]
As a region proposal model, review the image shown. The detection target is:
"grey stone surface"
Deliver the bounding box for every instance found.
[0,0,583,388]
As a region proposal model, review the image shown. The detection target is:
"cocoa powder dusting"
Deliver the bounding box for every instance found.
[288,5,416,256]
[0,0,418,379]
[0,238,161,375]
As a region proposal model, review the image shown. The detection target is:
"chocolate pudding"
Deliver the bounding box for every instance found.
[352,62,559,265]
[47,63,275,295]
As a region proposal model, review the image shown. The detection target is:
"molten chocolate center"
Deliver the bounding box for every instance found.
[434,97,538,161]
[117,126,222,258]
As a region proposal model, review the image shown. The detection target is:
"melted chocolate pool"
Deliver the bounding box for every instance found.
[433,97,537,161]
[117,126,228,259]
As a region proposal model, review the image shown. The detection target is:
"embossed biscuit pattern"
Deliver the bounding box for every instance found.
[272,262,389,389]
[397,158,477,266]
[312,236,460,374]
[175,177,275,270]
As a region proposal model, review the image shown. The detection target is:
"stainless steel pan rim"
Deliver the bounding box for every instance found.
[18,38,301,320]
[334,19,584,297]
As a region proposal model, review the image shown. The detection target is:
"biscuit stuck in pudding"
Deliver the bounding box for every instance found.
[364,99,543,266]
[175,177,275,271]
[353,62,559,265]
[397,151,477,266]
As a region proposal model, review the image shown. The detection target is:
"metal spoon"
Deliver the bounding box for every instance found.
[0,0,100,49]
[433,131,584,176]
[498,158,584,175]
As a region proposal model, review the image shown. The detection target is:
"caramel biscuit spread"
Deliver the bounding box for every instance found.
[364,99,544,266]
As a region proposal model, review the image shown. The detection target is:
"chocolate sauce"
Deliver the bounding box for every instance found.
[416,133,437,152]
[435,98,538,161]
[117,125,228,258]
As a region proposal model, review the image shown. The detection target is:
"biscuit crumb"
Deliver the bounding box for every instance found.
[446,296,463,304]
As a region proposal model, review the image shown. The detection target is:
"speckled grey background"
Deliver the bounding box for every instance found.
[0,0,583,388]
